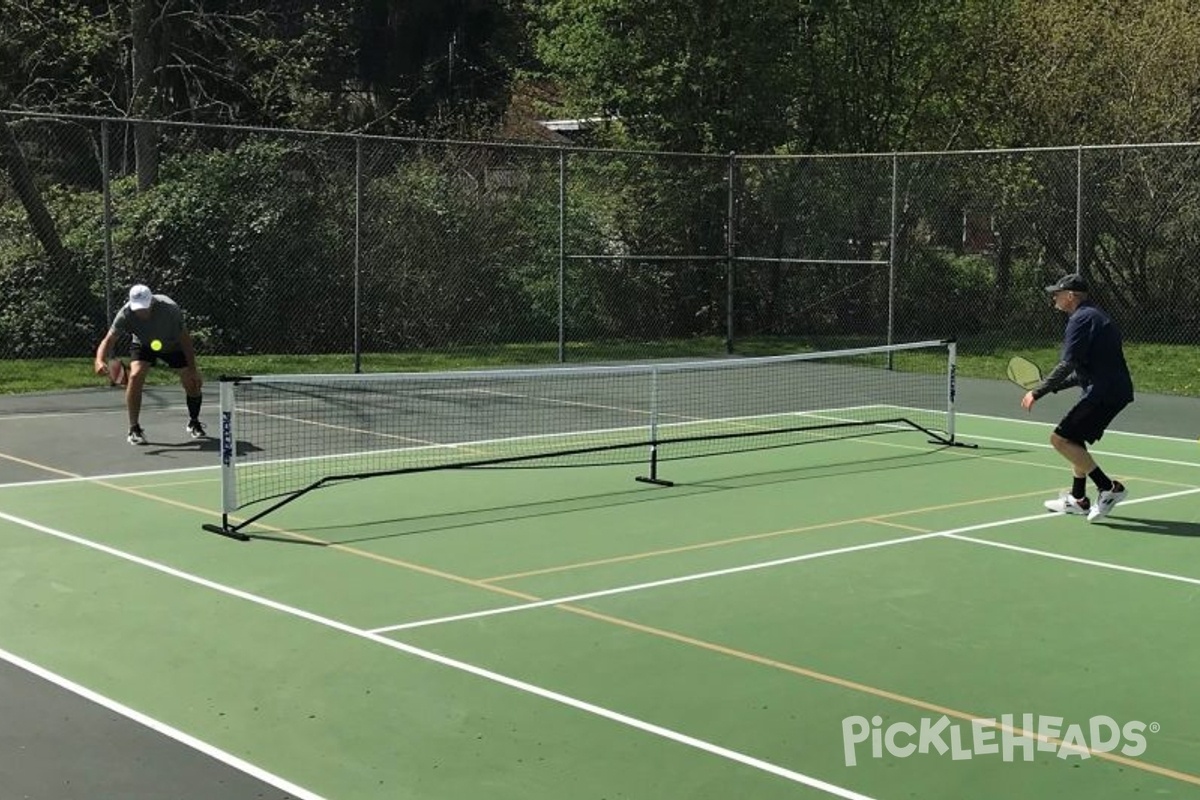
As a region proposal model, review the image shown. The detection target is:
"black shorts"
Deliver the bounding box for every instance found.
[1055,397,1128,445]
[130,342,188,369]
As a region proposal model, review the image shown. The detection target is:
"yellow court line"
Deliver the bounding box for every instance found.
[127,487,539,602]
[0,450,537,601]
[5,450,1200,788]
[557,604,1200,788]
[479,454,1196,584]
[867,518,930,534]
[0,445,1057,590]
[479,487,1067,583]
[974,452,1197,488]
[128,477,220,489]
[0,451,80,479]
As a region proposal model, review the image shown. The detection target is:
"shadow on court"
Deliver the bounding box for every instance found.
[1100,516,1200,537]
[288,443,1030,545]
[144,438,222,455]
[144,438,265,457]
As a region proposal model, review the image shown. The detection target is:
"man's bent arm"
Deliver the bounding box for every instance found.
[1032,359,1080,399]
[94,329,117,371]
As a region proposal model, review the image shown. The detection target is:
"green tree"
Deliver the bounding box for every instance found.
[527,0,799,153]
[993,0,1200,147]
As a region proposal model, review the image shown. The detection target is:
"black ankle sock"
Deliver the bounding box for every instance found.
[1088,467,1113,493]
[186,394,202,421]
[1072,476,1088,500]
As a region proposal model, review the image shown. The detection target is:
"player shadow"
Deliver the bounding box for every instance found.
[1095,516,1200,537]
[143,438,262,457]
[314,443,1027,544]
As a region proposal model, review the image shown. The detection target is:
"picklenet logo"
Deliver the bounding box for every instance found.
[841,714,1155,766]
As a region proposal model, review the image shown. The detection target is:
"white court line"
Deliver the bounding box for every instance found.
[0,409,140,421]
[945,533,1200,587]
[0,402,195,421]
[0,464,218,490]
[955,410,1200,444]
[0,645,328,800]
[0,509,876,800]
[961,432,1200,469]
[372,531,944,632]
[371,487,1200,634]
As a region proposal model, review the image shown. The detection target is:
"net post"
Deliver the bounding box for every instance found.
[202,515,251,542]
[202,377,251,539]
[218,378,238,513]
[934,339,976,449]
[636,445,674,487]
[636,364,674,486]
[946,339,957,442]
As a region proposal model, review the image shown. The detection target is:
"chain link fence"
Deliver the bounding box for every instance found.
[2,110,1198,394]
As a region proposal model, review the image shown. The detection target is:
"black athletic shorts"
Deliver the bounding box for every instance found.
[130,342,189,369]
[1055,396,1129,445]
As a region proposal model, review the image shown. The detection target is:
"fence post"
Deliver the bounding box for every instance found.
[354,136,363,373]
[887,152,898,365]
[1076,145,1083,277]
[558,148,567,363]
[101,120,113,323]
[725,151,736,354]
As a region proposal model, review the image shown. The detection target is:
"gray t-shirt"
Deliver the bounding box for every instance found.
[111,294,186,351]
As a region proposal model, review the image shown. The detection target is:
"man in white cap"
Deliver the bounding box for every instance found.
[93,284,205,445]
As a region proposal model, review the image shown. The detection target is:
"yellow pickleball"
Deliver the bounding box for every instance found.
[150,339,163,351]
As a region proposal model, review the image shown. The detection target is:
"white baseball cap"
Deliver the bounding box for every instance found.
[129,284,153,310]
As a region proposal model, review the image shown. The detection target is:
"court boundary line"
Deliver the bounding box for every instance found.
[374,530,941,632]
[372,487,1200,634]
[479,487,1060,584]
[957,433,1200,469]
[954,410,1200,444]
[0,645,328,800]
[556,603,1200,787]
[0,509,877,800]
[476,452,1197,585]
[0,404,191,421]
[946,533,1200,586]
[0,462,217,489]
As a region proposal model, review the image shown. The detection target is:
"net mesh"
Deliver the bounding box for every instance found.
[218,340,955,515]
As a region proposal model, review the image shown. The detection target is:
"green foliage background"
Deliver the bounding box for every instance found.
[2,1,1200,395]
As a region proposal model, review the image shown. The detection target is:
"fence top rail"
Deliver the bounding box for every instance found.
[0,108,728,161]
[737,140,1200,160]
[7,108,1200,163]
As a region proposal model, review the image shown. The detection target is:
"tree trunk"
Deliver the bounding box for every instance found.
[0,119,69,270]
[130,0,159,191]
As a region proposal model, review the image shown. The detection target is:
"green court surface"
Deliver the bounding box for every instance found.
[2,411,1199,799]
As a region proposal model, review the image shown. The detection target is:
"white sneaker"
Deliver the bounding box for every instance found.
[1044,493,1089,515]
[127,425,146,445]
[1087,483,1127,522]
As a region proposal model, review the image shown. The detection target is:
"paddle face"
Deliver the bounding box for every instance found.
[1006,356,1043,390]
[107,358,129,387]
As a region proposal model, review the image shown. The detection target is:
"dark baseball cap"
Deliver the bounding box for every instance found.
[1044,273,1088,293]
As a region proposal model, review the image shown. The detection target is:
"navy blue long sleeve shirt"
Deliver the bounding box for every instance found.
[1036,300,1134,405]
